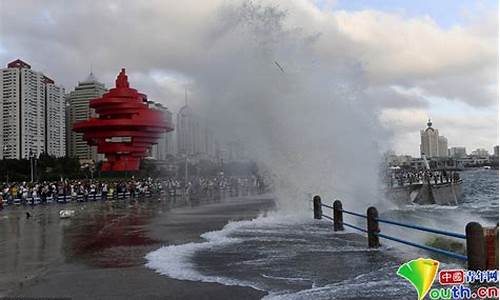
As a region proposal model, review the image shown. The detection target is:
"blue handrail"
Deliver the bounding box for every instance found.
[322,214,334,221]
[343,222,367,233]
[376,232,468,261]
[321,203,334,210]
[375,217,466,240]
[341,209,367,219]
[316,199,467,261]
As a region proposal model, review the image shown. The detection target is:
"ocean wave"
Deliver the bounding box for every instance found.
[144,214,313,292]
[262,264,412,300]
[145,218,264,291]
[144,204,482,299]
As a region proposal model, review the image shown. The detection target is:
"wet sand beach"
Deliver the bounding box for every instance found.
[0,194,275,299]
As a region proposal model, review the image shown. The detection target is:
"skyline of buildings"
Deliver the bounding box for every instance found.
[471,148,490,157]
[0,58,495,166]
[0,59,65,159]
[416,119,498,159]
[420,119,448,158]
[0,59,234,165]
[449,147,467,158]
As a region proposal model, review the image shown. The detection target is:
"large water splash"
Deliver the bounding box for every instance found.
[188,1,390,213]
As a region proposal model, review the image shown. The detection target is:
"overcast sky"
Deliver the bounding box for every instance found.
[0,0,497,157]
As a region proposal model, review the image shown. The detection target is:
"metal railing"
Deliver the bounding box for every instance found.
[375,217,466,240]
[312,195,495,270]
[376,232,467,261]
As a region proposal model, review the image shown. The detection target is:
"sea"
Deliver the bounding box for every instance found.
[145,169,499,299]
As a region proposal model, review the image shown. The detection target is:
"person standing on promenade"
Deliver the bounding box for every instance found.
[102,183,108,200]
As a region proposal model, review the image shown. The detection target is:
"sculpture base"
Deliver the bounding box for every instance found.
[101,159,141,171]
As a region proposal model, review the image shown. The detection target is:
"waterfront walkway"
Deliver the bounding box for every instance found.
[0,194,274,299]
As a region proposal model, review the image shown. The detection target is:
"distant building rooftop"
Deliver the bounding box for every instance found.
[7,59,31,69]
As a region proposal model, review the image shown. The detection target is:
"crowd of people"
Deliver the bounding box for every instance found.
[0,175,267,209]
[387,169,461,187]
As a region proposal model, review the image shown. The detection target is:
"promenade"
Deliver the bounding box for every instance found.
[0,193,274,299]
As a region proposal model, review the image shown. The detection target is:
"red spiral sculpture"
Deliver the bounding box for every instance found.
[73,68,174,171]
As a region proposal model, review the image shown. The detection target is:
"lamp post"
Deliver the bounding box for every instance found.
[34,154,38,182]
[183,153,189,202]
[3,145,8,184]
[177,151,191,202]
[90,164,95,180]
[185,154,188,188]
[29,149,34,183]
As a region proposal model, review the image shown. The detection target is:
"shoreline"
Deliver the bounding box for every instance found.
[1,194,275,299]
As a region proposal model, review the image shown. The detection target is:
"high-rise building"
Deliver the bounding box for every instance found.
[494,145,499,157]
[45,76,66,157]
[449,147,467,158]
[148,101,175,160]
[176,99,205,157]
[177,102,198,156]
[420,119,439,157]
[0,59,65,159]
[66,73,106,161]
[471,148,489,157]
[420,119,448,157]
[202,127,217,159]
[176,98,217,160]
[438,136,448,157]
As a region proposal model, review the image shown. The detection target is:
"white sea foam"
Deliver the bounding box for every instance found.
[262,265,410,300]
[146,219,255,287]
[145,214,310,292]
[145,211,393,298]
[145,211,469,299]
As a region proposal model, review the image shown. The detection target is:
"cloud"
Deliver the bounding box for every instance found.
[324,9,497,107]
[1,0,495,106]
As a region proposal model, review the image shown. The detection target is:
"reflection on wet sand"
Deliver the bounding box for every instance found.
[0,192,227,296]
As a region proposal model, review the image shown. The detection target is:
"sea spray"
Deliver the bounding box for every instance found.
[185,1,390,213]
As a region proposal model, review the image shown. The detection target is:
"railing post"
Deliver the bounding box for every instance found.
[367,207,380,248]
[313,195,322,219]
[466,222,487,271]
[485,225,499,270]
[333,200,344,231]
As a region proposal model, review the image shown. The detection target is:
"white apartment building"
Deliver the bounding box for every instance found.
[45,78,66,157]
[438,136,448,158]
[66,73,106,161]
[420,119,448,158]
[0,59,65,159]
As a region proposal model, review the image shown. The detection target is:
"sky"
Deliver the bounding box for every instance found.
[0,0,498,157]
